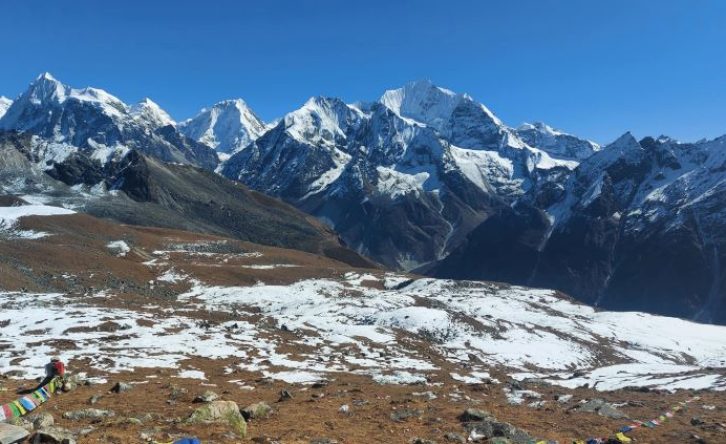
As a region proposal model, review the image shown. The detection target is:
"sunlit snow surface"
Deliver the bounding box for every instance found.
[0,204,75,238]
[0,266,724,391]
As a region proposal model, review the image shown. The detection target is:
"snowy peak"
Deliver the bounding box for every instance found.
[130,98,175,128]
[179,98,265,154]
[282,96,363,145]
[0,96,12,119]
[0,72,128,130]
[516,121,600,161]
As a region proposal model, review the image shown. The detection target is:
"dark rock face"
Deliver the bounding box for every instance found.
[432,134,726,324]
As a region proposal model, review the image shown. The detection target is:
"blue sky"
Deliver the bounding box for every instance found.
[1,0,725,144]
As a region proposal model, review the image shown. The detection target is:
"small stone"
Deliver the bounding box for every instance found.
[691,416,705,426]
[278,389,294,401]
[169,385,187,400]
[338,404,350,414]
[410,439,437,444]
[390,408,422,422]
[444,432,466,443]
[88,395,102,405]
[242,402,274,420]
[193,390,219,403]
[60,380,76,393]
[310,439,338,444]
[110,382,132,393]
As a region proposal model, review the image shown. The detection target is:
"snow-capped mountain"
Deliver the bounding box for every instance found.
[0,73,218,176]
[433,132,726,324]
[179,99,266,156]
[221,81,591,270]
[0,96,12,119]
[2,73,723,324]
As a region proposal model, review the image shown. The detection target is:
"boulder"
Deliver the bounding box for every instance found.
[459,408,494,422]
[443,432,466,443]
[189,400,246,437]
[62,409,115,421]
[390,409,422,422]
[576,399,628,420]
[242,402,274,420]
[0,423,29,444]
[31,427,77,444]
[110,382,132,393]
[193,390,219,403]
[29,413,55,430]
[464,413,533,444]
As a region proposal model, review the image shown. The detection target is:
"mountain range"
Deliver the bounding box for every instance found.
[0,73,723,324]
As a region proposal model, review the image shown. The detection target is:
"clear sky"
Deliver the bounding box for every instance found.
[1,0,725,144]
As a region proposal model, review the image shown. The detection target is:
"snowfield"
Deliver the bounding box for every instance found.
[1,259,724,392]
[0,204,75,238]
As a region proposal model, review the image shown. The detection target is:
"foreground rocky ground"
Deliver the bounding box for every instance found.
[0,205,725,443]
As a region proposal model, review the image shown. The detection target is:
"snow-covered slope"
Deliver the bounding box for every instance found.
[179,99,266,156]
[0,73,217,174]
[0,96,12,119]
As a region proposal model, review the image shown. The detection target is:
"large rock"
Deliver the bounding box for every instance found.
[110,382,132,393]
[576,398,629,420]
[188,400,246,437]
[0,423,29,444]
[242,402,273,420]
[29,413,55,430]
[31,427,77,444]
[62,409,115,421]
[193,390,219,403]
[460,408,533,444]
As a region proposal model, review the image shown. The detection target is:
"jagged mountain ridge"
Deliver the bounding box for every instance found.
[0,73,218,173]
[220,81,592,270]
[432,132,726,324]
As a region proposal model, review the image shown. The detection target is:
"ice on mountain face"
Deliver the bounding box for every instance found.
[180,99,265,154]
[0,96,12,119]
[516,122,600,161]
[284,97,364,146]
[130,98,175,128]
[380,80,502,131]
